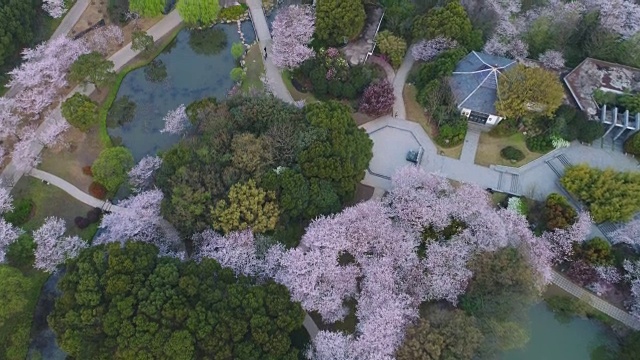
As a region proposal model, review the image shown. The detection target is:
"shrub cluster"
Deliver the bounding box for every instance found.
[525,134,554,153]
[293,48,374,100]
[500,146,525,161]
[74,207,103,229]
[543,193,577,230]
[89,182,108,200]
[489,119,518,138]
[436,120,467,147]
[573,237,613,266]
[358,80,394,117]
[624,132,640,156]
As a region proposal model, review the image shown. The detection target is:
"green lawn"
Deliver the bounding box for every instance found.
[11,177,97,241]
[475,132,546,167]
[241,44,265,93]
[282,70,318,103]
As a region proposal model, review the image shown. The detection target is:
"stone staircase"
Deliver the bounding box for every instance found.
[496,171,521,195]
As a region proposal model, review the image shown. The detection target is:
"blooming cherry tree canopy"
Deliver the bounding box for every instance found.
[160,104,188,134]
[271,5,316,69]
[43,0,67,18]
[128,155,162,192]
[33,217,87,272]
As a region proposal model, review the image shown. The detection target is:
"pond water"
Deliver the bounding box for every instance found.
[503,302,617,360]
[108,22,255,161]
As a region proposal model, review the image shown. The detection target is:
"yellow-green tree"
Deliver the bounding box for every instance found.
[375,30,407,68]
[212,180,279,233]
[496,64,564,119]
[177,0,220,26]
[129,0,165,17]
[561,164,640,223]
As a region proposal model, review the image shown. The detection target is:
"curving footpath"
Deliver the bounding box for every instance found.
[552,270,640,330]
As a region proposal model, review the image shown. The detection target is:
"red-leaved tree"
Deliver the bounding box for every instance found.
[358,80,395,117]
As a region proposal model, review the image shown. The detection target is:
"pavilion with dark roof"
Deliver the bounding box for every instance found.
[448,51,516,126]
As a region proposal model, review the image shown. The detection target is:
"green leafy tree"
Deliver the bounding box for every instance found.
[131,30,154,52]
[619,331,640,360]
[375,30,407,68]
[561,164,640,223]
[177,0,220,26]
[0,0,36,67]
[69,52,116,87]
[461,248,538,357]
[129,0,165,17]
[61,93,99,132]
[231,42,244,60]
[315,0,365,45]
[49,242,306,359]
[91,147,135,192]
[396,306,483,360]
[496,64,564,119]
[298,101,373,200]
[574,237,613,266]
[231,133,272,176]
[0,265,44,360]
[379,0,415,40]
[212,179,280,234]
[411,0,481,49]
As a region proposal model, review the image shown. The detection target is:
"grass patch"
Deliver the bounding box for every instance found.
[97,25,184,147]
[403,84,463,159]
[11,177,95,241]
[241,44,265,93]
[282,70,317,103]
[491,192,508,207]
[475,132,546,167]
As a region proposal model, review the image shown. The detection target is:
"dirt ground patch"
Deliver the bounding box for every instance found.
[403,84,463,159]
[352,112,375,126]
[475,132,545,167]
[38,127,103,193]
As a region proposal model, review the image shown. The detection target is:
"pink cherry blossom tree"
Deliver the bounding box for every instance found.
[192,228,259,276]
[0,186,21,263]
[539,50,565,70]
[33,217,87,272]
[8,36,89,116]
[271,5,315,69]
[0,97,20,140]
[12,127,41,173]
[160,104,188,134]
[128,155,162,192]
[95,189,165,249]
[38,117,70,149]
[612,219,640,246]
[422,240,473,304]
[541,212,592,262]
[84,25,125,55]
[43,0,67,18]
[583,0,640,39]
[624,259,640,317]
[411,36,458,62]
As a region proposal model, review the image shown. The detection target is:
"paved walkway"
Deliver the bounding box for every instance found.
[460,125,481,164]
[551,270,640,330]
[392,46,414,119]
[245,0,294,104]
[28,168,118,211]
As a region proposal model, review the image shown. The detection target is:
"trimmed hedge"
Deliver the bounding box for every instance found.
[89,182,108,200]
